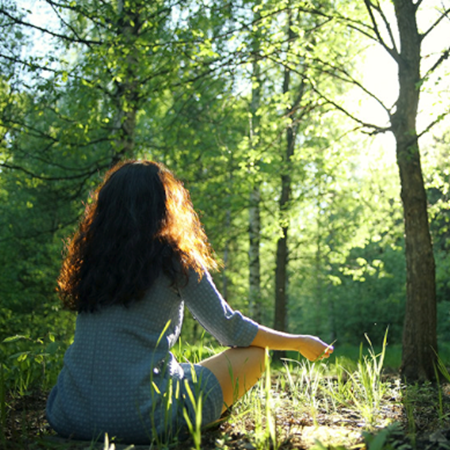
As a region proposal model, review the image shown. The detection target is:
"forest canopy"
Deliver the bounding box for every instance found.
[0,0,449,381]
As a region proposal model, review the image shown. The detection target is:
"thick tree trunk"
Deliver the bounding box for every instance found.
[391,0,437,381]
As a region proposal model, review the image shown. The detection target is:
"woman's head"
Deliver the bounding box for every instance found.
[95,161,167,241]
[58,160,217,312]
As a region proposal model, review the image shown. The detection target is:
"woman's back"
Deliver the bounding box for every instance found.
[47,274,186,442]
[47,268,258,443]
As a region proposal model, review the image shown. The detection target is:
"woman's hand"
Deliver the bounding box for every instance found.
[297,335,334,361]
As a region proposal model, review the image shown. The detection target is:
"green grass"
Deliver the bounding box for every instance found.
[285,340,450,371]
[3,334,450,449]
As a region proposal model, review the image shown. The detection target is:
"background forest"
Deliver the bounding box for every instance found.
[0,0,450,389]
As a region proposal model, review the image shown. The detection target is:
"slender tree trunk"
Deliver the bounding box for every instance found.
[110,0,140,165]
[222,208,231,300]
[248,9,262,322]
[273,29,295,334]
[274,226,289,332]
[249,186,262,321]
[273,125,294,333]
[391,0,437,380]
[328,290,336,343]
[314,207,323,334]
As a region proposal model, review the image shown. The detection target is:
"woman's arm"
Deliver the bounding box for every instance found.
[182,269,332,361]
[199,325,333,414]
[250,324,333,361]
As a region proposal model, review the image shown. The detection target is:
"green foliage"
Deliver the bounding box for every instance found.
[0,1,450,447]
[425,132,450,342]
[362,424,403,450]
[0,0,449,393]
[1,333,69,396]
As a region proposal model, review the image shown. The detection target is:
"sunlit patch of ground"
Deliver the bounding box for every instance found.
[298,425,362,448]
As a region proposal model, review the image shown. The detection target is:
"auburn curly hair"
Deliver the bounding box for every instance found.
[58,160,218,312]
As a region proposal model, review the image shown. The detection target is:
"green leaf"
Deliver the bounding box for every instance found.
[2,335,29,344]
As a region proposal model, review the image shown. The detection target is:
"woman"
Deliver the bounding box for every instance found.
[46,160,333,444]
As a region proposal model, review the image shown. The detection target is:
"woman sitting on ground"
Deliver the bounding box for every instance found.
[46,160,333,444]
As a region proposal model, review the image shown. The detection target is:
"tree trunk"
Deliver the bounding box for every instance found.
[249,186,262,322]
[314,206,324,334]
[248,9,262,323]
[110,0,140,165]
[273,35,295,335]
[273,126,295,333]
[222,208,231,300]
[391,0,437,381]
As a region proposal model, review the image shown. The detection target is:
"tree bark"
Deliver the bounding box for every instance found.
[248,8,262,323]
[110,0,140,165]
[391,0,437,381]
[273,18,295,334]
[273,125,294,333]
[222,208,231,300]
[249,185,262,322]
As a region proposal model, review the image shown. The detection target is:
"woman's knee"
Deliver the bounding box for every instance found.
[247,346,267,370]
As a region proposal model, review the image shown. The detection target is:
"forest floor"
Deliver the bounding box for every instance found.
[4,370,450,450]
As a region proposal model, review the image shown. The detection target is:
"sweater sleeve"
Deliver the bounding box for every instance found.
[179,269,259,347]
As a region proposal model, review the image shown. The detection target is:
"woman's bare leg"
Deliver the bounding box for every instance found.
[199,346,266,413]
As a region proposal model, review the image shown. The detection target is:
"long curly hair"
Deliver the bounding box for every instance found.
[58,160,217,312]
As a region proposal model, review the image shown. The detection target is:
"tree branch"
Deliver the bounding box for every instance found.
[295,4,394,51]
[12,150,111,173]
[0,216,80,244]
[0,7,102,45]
[417,109,450,140]
[44,0,109,30]
[369,0,400,56]
[363,0,400,61]
[267,52,393,119]
[413,0,425,11]
[0,52,62,75]
[420,7,450,41]
[0,162,109,181]
[422,47,450,80]
[3,118,59,142]
[309,55,393,115]
[306,76,390,135]
[46,0,95,49]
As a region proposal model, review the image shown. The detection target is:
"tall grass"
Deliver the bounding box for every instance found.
[2,332,399,449]
[276,331,390,432]
[342,332,388,427]
[216,332,395,450]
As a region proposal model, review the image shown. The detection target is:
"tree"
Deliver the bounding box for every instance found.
[390,0,437,381]
[299,0,450,380]
[260,1,359,335]
[0,0,242,340]
[248,5,263,323]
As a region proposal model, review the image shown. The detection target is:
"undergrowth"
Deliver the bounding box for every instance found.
[2,332,450,449]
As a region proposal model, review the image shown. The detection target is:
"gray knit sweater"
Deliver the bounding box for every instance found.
[46,269,258,443]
